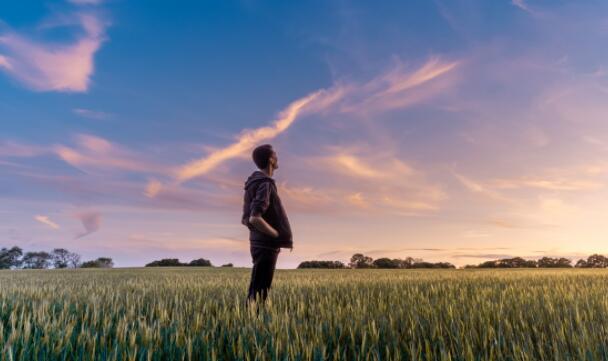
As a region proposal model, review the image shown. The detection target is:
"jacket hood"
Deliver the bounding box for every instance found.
[244,170,274,190]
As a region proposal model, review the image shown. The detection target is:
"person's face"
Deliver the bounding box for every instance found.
[270,151,278,170]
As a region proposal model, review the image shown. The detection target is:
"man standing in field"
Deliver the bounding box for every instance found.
[242,144,293,305]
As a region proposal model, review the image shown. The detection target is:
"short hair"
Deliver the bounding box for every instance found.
[252,144,274,169]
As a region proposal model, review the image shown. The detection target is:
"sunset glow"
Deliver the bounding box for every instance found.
[2,0,608,268]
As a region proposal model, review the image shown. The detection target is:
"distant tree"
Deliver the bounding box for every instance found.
[0,246,23,269]
[576,254,608,268]
[575,259,588,268]
[221,263,233,267]
[394,257,416,269]
[67,252,82,268]
[189,258,213,267]
[52,248,81,269]
[537,257,572,268]
[556,257,572,268]
[372,258,400,269]
[477,257,537,268]
[145,258,185,267]
[97,257,113,268]
[349,253,374,269]
[80,257,114,268]
[297,260,346,269]
[22,251,52,269]
[477,260,498,268]
[411,261,456,269]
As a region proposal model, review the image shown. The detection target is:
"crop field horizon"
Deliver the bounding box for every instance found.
[1,268,608,360]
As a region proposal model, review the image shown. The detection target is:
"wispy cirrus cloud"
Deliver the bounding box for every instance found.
[0,140,49,158]
[0,10,107,92]
[174,91,331,183]
[34,215,60,230]
[74,210,101,239]
[69,0,104,4]
[511,0,531,12]
[54,134,167,173]
[166,56,460,187]
[277,147,447,215]
[73,108,111,120]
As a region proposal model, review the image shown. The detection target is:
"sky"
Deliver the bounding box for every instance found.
[2,0,608,268]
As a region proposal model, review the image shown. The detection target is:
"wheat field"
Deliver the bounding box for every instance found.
[1,268,608,360]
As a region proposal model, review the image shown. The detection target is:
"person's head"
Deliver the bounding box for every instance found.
[252,144,278,171]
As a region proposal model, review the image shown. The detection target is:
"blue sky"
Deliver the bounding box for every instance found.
[2,0,608,268]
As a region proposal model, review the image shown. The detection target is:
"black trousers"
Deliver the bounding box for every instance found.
[247,245,280,304]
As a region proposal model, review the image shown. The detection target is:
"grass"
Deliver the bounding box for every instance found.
[1,267,608,360]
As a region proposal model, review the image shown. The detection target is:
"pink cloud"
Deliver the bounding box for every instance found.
[0,140,48,157]
[174,90,335,183]
[168,56,460,185]
[74,210,101,239]
[0,13,107,92]
[34,215,60,230]
[54,134,168,173]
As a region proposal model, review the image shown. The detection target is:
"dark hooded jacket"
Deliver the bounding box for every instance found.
[242,171,293,249]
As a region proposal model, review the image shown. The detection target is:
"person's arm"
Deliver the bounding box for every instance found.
[248,215,279,238]
[248,181,279,238]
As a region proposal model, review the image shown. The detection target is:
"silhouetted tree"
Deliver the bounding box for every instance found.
[537,257,572,268]
[349,253,374,268]
[297,260,347,269]
[52,248,81,268]
[221,263,233,267]
[575,259,588,268]
[145,258,185,267]
[372,258,400,269]
[477,257,537,268]
[395,257,417,269]
[412,261,456,269]
[575,254,608,268]
[0,246,23,269]
[81,257,113,268]
[22,251,52,269]
[189,258,213,267]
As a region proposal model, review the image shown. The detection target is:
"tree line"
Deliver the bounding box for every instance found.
[464,254,608,268]
[0,246,113,269]
[298,253,456,269]
[145,258,233,267]
[297,253,608,269]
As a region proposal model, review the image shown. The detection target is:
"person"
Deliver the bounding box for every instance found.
[242,144,293,307]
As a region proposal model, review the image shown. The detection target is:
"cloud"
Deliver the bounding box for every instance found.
[450,253,515,259]
[490,173,604,191]
[0,140,48,157]
[511,0,532,13]
[338,57,459,114]
[144,179,163,198]
[175,90,332,183]
[74,210,101,239]
[124,234,247,253]
[73,108,111,120]
[69,0,103,4]
[277,147,448,216]
[34,215,60,230]
[276,182,334,212]
[54,134,167,173]
[452,171,520,204]
[170,56,459,184]
[0,12,107,92]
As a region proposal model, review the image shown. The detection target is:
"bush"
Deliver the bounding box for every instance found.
[80,257,114,268]
[297,260,346,269]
